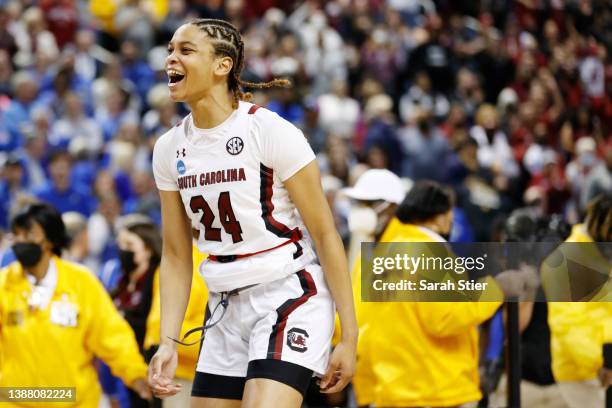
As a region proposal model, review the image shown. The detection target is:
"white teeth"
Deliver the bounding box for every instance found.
[167,69,184,76]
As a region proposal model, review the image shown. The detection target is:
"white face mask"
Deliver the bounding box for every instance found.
[348,202,393,237]
[348,206,378,236]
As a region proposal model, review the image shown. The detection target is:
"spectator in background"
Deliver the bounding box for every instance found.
[3,71,42,151]
[0,7,17,59]
[38,0,79,49]
[124,171,161,224]
[0,49,13,97]
[360,23,404,94]
[528,151,571,216]
[0,203,151,406]
[403,14,454,94]
[157,0,192,44]
[114,0,156,56]
[95,84,139,143]
[119,39,156,103]
[292,7,347,96]
[317,77,360,139]
[470,103,519,179]
[34,150,93,216]
[298,96,326,154]
[453,67,485,119]
[73,29,114,82]
[447,136,504,240]
[36,54,94,119]
[49,91,103,152]
[566,137,600,215]
[399,107,450,182]
[12,6,59,68]
[318,135,356,186]
[111,216,160,408]
[20,126,48,191]
[92,58,139,113]
[581,147,612,210]
[87,190,122,269]
[399,70,449,124]
[266,80,304,124]
[0,155,27,230]
[61,211,93,269]
[111,118,150,174]
[363,93,404,175]
[142,84,180,144]
[524,121,558,177]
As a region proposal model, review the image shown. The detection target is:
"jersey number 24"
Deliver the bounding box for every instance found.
[190,192,243,243]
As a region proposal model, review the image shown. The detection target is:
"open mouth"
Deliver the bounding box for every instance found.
[167,70,185,85]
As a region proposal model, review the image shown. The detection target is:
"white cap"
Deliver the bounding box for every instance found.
[342,169,406,204]
[576,136,596,155]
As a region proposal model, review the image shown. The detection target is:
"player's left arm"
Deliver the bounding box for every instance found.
[285,160,358,393]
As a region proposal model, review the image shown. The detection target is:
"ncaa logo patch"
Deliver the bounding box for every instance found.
[287,327,309,353]
[176,160,186,175]
[226,137,244,155]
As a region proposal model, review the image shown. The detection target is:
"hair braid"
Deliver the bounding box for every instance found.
[190,18,291,109]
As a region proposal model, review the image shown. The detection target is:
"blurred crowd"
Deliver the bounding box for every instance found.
[0,0,610,250]
[0,0,611,407]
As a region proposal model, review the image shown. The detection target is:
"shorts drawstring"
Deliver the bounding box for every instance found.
[167,284,257,346]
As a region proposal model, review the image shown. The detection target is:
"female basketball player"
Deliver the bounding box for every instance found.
[148,19,357,407]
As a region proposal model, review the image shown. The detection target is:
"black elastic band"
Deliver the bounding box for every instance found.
[191,371,246,399]
[246,359,313,396]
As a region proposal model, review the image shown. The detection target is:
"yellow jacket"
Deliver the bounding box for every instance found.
[144,247,208,380]
[0,257,147,407]
[547,224,612,382]
[357,219,501,407]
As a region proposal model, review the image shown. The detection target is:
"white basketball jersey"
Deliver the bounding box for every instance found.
[153,102,318,292]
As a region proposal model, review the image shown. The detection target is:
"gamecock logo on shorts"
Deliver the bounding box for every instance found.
[287,328,309,352]
[226,137,244,155]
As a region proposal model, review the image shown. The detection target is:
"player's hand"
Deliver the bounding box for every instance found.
[319,340,356,393]
[130,378,152,401]
[148,343,182,398]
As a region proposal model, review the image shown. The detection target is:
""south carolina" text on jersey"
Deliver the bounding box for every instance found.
[178,168,246,190]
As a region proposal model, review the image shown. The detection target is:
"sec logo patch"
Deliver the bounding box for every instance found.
[226,137,244,155]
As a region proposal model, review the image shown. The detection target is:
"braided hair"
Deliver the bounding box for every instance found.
[191,18,290,109]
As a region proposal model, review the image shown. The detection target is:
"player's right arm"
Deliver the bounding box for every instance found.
[148,189,193,398]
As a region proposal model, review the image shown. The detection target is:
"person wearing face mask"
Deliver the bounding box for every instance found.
[111,216,161,408]
[362,181,502,408]
[0,203,151,407]
[344,169,408,269]
[340,169,407,408]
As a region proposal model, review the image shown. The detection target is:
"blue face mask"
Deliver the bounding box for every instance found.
[579,152,596,167]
